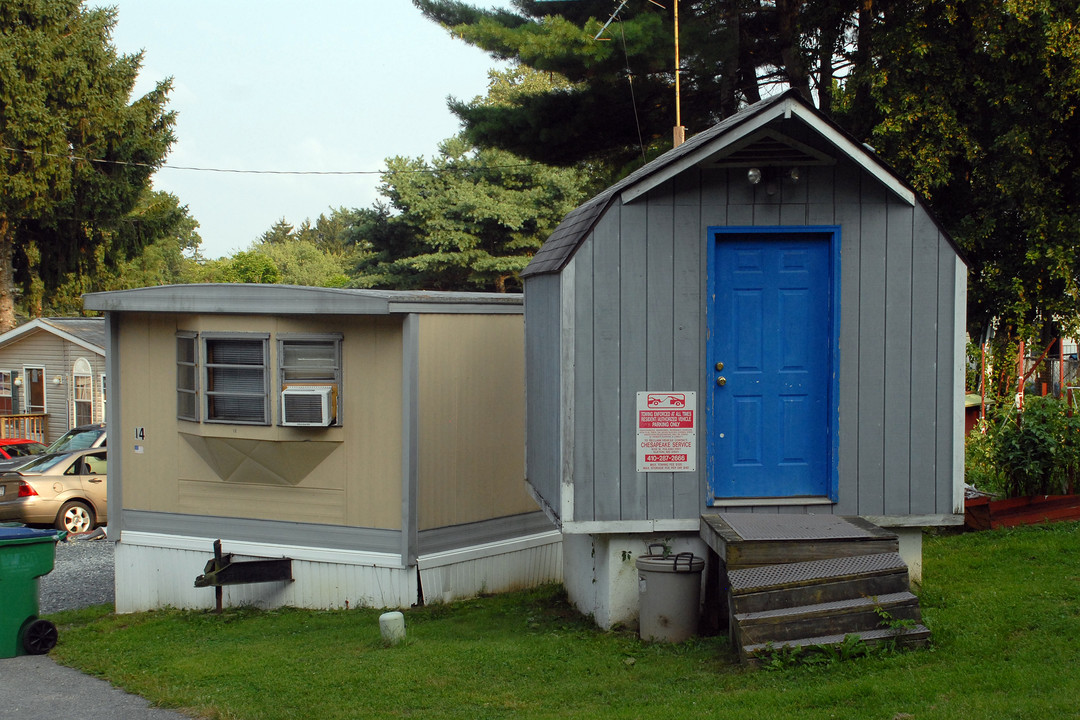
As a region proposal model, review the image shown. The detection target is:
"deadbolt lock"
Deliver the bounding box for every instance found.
[715,362,724,371]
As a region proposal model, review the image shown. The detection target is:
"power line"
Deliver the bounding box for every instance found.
[1,145,537,176]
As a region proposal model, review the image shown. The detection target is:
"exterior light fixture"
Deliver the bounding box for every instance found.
[52,375,63,385]
[747,168,762,185]
[13,376,22,387]
[788,167,801,182]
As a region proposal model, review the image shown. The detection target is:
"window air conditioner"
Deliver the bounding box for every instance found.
[281,385,337,427]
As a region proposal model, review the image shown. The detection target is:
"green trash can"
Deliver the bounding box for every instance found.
[0,527,66,658]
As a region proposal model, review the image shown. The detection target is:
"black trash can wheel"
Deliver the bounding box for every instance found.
[22,619,58,655]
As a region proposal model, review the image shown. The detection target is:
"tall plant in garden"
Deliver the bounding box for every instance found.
[983,395,1080,498]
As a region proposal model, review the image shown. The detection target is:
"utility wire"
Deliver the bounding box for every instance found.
[619,20,648,166]
[1,145,537,176]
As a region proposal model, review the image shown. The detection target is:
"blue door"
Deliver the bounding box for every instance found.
[707,229,838,500]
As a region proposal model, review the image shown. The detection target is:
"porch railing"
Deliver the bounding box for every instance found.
[0,414,49,443]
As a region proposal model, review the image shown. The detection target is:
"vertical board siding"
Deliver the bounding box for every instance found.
[572,244,596,523]
[856,183,889,517]
[619,201,649,521]
[525,273,563,518]
[834,199,862,516]
[883,200,915,515]
[674,172,705,518]
[591,213,623,521]
[645,185,676,520]
[936,245,959,515]
[909,208,942,514]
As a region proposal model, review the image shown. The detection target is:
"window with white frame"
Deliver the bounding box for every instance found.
[204,335,269,424]
[177,333,198,421]
[0,371,11,415]
[278,334,342,426]
[73,374,93,426]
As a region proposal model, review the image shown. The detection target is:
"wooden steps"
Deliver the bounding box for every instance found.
[700,513,930,662]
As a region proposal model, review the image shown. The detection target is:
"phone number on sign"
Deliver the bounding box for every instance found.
[644,454,688,463]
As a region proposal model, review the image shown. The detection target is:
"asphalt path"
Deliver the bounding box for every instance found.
[0,531,199,719]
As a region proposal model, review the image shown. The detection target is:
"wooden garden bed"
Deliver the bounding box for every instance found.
[965,494,1080,531]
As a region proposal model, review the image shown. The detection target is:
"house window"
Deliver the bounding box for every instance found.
[177,333,198,421]
[0,371,11,415]
[204,335,269,424]
[74,374,93,426]
[278,334,342,425]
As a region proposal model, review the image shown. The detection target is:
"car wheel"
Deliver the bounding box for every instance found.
[55,500,95,534]
[22,619,58,655]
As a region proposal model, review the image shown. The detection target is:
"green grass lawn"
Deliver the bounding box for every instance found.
[48,522,1080,720]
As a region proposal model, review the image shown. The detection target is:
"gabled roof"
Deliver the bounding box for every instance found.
[0,317,105,355]
[521,90,936,278]
[83,284,523,316]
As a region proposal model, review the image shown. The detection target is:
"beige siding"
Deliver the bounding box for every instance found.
[416,314,532,530]
[117,313,403,529]
[0,329,106,442]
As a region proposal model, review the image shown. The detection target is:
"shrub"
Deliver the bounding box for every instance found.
[985,395,1080,497]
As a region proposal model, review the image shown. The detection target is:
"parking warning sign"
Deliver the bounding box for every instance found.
[636,392,696,472]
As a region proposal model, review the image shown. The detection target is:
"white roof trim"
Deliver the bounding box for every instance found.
[0,318,104,355]
[620,106,780,204]
[788,103,915,205]
[620,97,916,207]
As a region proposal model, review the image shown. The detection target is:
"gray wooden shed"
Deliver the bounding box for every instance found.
[521,90,967,628]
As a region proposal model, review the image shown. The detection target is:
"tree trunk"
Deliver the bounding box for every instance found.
[0,219,17,333]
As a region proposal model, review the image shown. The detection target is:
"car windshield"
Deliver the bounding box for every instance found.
[17,452,76,474]
[45,427,103,453]
[1,442,45,457]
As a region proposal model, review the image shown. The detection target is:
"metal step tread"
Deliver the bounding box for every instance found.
[735,591,918,624]
[729,552,907,594]
[743,624,931,657]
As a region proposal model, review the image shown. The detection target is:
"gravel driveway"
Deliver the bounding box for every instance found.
[38,531,115,614]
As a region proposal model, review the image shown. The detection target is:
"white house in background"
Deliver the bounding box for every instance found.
[0,318,106,443]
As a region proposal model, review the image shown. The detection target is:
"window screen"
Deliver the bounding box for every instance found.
[177,334,198,421]
[205,336,269,424]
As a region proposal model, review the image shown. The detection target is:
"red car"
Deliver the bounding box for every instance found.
[0,438,47,461]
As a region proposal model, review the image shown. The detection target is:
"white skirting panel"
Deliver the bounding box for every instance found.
[113,530,563,613]
[114,538,416,613]
[417,531,563,604]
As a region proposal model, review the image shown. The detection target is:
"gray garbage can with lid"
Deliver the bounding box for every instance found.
[636,544,705,642]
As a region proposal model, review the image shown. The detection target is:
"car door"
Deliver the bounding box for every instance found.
[80,451,107,522]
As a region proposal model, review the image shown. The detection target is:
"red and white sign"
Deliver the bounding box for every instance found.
[636,392,696,472]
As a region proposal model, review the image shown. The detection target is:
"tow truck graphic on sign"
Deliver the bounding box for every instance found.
[636,392,696,472]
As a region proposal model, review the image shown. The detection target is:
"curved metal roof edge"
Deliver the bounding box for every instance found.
[82,284,523,315]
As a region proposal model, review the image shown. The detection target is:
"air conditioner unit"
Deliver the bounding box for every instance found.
[281,385,337,427]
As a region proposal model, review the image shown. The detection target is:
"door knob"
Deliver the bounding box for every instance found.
[716,376,727,387]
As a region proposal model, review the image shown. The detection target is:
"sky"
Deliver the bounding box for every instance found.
[106,1,509,259]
